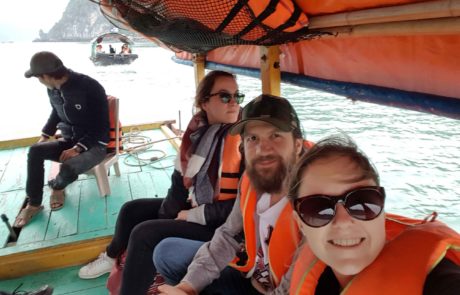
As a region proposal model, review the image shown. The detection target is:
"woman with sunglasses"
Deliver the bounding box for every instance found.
[78,70,245,295]
[288,135,460,295]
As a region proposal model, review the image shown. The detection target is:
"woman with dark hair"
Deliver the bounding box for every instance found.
[78,70,245,295]
[288,135,460,294]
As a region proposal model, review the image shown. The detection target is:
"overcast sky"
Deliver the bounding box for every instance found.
[0,0,69,41]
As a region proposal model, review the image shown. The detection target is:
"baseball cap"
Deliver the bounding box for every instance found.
[229,94,300,135]
[25,51,65,78]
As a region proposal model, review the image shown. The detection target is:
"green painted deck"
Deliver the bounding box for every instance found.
[0,266,108,295]
[0,129,177,293]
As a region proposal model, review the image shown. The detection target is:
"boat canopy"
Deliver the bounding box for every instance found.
[90,32,135,46]
[96,0,460,119]
[96,0,460,53]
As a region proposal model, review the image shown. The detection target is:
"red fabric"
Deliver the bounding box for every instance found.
[106,251,162,295]
[179,111,207,189]
[106,252,127,295]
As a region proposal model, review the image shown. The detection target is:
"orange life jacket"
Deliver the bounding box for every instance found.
[228,173,301,286]
[247,0,309,33]
[107,96,123,153]
[228,139,313,285]
[216,133,242,201]
[290,213,460,295]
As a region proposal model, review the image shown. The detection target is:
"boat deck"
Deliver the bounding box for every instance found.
[0,128,178,292]
[0,266,108,294]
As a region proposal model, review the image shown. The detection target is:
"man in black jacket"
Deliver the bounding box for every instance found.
[14,51,109,227]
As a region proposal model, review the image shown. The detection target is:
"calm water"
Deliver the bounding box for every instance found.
[1,42,459,231]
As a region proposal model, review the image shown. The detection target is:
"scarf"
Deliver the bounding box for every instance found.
[179,111,232,206]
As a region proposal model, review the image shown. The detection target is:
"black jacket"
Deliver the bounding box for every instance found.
[42,70,109,151]
[158,169,238,228]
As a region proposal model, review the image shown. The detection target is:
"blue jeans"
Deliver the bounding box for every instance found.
[154,237,260,295]
[26,140,106,206]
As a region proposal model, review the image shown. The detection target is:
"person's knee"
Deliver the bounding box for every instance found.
[28,143,44,160]
[50,162,78,190]
[129,221,154,246]
[154,238,203,273]
[118,200,141,222]
[59,162,78,179]
[130,222,144,241]
[153,238,173,272]
[153,238,196,285]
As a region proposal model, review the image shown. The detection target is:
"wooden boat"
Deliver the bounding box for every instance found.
[90,32,139,66]
[1,0,459,292]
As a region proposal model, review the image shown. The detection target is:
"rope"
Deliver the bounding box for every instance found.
[120,127,180,170]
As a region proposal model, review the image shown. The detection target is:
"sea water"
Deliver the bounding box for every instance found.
[1,42,459,231]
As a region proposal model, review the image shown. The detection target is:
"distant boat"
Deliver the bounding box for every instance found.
[89,32,138,66]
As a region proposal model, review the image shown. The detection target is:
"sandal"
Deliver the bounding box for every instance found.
[50,190,65,211]
[14,205,44,228]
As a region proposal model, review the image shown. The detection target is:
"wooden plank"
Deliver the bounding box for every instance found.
[0,190,25,248]
[0,136,40,151]
[0,121,175,150]
[106,174,131,228]
[160,124,181,151]
[260,46,281,96]
[128,172,157,200]
[16,189,51,245]
[120,129,176,174]
[63,285,109,295]
[308,0,460,29]
[0,149,14,184]
[136,129,176,197]
[0,147,28,193]
[44,181,81,241]
[0,236,111,279]
[0,265,107,294]
[193,53,206,87]
[0,227,114,257]
[320,17,460,38]
[141,128,177,175]
[78,179,107,233]
[150,169,172,198]
[115,153,142,174]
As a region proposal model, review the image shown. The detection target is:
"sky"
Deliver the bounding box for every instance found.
[0,0,70,42]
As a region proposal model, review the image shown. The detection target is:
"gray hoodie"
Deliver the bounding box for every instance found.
[182,192,294,294]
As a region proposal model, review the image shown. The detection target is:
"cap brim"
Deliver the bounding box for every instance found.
[24,69,34,78]
[229,118,293,135]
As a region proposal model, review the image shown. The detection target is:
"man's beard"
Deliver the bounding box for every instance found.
[246,152,296,194]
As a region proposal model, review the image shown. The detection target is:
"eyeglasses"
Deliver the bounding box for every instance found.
[293,186,385,228]
[207,91,245,104]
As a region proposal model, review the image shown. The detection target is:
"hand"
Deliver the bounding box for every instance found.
[38,136,49,143]
[158,283,197,295]
[175,210,189,221]
[59,147,80,162]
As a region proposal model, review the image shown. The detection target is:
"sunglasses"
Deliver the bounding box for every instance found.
[293,186,385,228]
[207,91,245,104]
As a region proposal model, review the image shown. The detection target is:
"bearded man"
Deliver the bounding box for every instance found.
[154,94,313,295]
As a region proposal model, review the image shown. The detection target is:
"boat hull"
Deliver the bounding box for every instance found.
[90,53,139,66]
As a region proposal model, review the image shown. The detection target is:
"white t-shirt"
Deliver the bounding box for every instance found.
[251,193,288,291]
